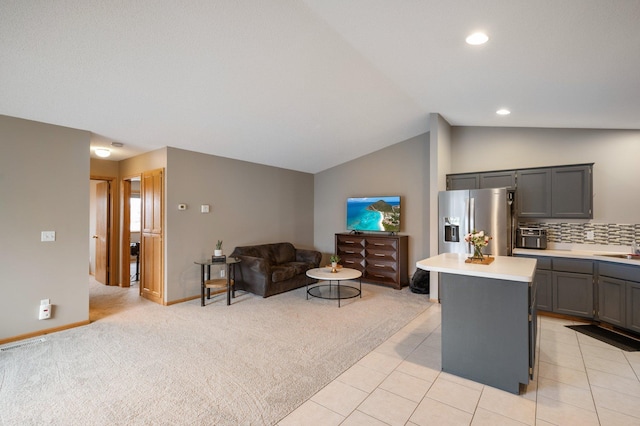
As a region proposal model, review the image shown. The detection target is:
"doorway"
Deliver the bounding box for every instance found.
[121,176,142,289]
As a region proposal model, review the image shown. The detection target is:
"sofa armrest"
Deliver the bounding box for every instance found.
[233,255,271,284]
[295,249,322,267]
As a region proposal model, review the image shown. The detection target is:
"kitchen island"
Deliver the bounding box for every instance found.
[417,253,537,394]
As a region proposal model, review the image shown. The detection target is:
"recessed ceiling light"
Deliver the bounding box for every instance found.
[466,32,489,45]
[496,109,511,116]
[95,148,111,158]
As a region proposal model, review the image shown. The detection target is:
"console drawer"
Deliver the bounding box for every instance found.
[341,257,365,270]
[364,269,397,286]
[365,237,397,251]
[365,248,398,262]
[366,259,398,273]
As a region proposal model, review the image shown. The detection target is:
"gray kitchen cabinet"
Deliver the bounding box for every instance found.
[449,163,593,218]
[598,261,640,332]
[479,170,516,189]
[517,164,593,218]
[516,255,552,311]
[551,258,594,319]
[627,282,640,333]
[553,271,594,318]
[551,165,593,219]
[447,170,516,190]
[446,173,479,190]
[598,276,626,327]
[516,168,552,218]
[535,270,553,312]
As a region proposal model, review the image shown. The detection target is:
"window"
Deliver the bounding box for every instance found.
[130,195,141,232]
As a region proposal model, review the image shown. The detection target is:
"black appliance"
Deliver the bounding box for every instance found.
[516,228,547,249]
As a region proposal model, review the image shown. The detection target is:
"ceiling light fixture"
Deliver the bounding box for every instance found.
[496,109,511,116]
[111,142,123,148]
[95,148,111,158]
[466,32,489,45]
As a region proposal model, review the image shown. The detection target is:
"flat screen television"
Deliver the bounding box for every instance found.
[346,196,400,233]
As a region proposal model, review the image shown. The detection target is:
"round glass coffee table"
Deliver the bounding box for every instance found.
[305,267,362,307]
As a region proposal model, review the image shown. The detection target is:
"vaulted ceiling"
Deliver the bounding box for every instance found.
[2,1,639,173]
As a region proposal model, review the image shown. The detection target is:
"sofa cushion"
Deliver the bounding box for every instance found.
[288,261,312,275]
[271,265,296,283]
[272,243,296,265]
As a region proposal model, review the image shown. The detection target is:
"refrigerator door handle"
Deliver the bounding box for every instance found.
[469,196,475,234]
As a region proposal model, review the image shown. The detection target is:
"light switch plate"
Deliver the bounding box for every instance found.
[41,231,56,242]
[201,204,210,213]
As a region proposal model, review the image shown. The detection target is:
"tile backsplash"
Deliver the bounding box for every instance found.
[519,222,640,246]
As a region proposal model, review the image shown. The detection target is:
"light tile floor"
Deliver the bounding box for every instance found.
[279,304,640,425]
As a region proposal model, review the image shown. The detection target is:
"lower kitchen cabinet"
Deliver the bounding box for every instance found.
[598,276,626,327]
[514,255,594,318]
[516,254,640,334]
[553,271,594,318]
[535,270,553,311]
[599,261,640,333]
[627,282,640,333]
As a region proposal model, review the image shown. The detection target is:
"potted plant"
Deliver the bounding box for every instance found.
[214,240,223,257]
[329,254,340,269]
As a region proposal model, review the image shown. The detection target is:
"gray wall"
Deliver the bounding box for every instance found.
[450,127,640,224]
[1,115,90,340]
[314,133,430,277]
[4,113,638,341]
[165,147,315,302]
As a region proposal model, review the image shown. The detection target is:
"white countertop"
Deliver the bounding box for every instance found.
[513,248,640,266]
[416,253,537,282]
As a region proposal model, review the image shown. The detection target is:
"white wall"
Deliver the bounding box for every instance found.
[1,115,90,341]
[450,127,640,224]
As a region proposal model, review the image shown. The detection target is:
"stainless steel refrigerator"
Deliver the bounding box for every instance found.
[438,188,514,256]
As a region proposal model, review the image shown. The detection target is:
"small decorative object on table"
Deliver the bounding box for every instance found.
[329,254,341,273]
[214,240,223,257]
[464,230,494,265]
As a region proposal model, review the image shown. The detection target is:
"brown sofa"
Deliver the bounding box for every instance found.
[230,242,322,297]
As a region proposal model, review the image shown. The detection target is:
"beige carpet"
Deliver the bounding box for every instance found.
[0,277,432,425]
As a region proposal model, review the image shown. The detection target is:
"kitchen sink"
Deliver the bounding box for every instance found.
[599,253,640,260]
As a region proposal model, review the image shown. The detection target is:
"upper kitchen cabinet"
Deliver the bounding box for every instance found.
[551,165,593,219]
[446,173,479,190]
[447,163,593,219]
[479,170,516,190]
[516,168,552,218]
[446,170,516,190]
[517,164,593,219]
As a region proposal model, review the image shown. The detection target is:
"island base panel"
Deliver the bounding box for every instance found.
[441,273,532,394]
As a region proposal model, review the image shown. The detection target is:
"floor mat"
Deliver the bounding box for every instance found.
[566,325,640,351]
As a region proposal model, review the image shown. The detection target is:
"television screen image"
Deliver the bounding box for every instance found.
[346,196,400,232]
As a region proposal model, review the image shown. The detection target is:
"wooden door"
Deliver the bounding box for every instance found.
[140,169,164,304]
[95,181,110,284]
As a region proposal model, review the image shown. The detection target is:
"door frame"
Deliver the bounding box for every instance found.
[90,175,117,286]
[121,174,142,288]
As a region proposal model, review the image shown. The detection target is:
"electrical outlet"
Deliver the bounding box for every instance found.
[585,230,595,240]
[39,299,51,320]
[220,269,225,278]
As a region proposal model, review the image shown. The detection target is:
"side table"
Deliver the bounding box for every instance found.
[194,257,241,306]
